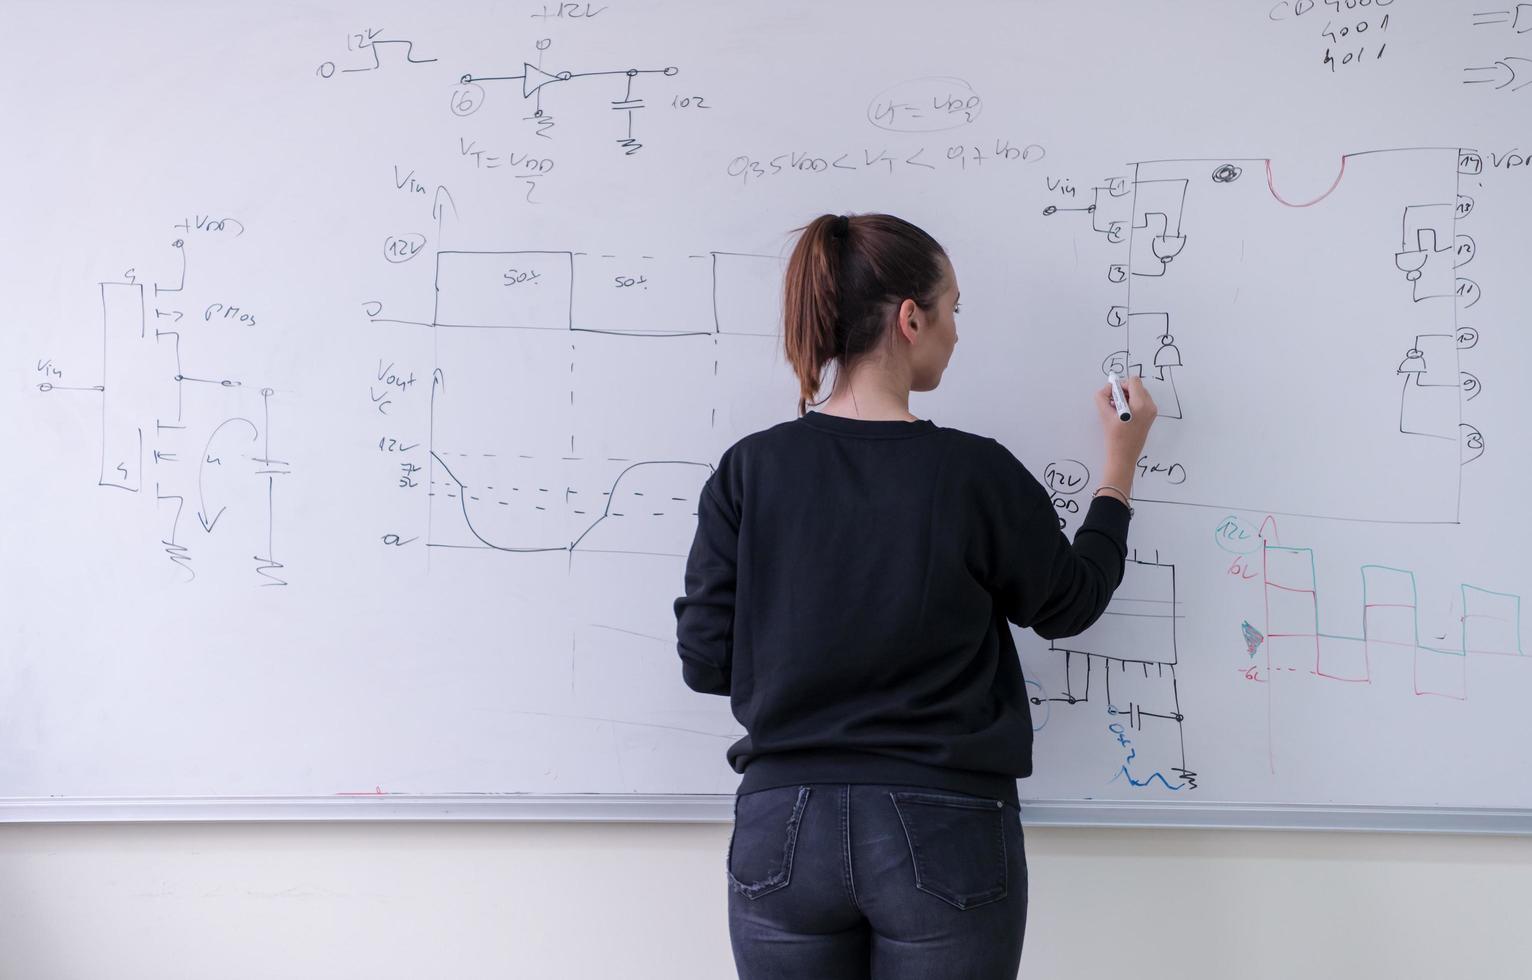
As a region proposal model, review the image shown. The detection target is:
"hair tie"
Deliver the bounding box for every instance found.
[830,214,850,240]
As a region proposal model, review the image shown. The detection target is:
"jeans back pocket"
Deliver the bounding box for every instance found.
[726,784,812,900]
[889,789,1009,910]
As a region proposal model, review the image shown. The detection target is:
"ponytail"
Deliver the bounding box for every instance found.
[782,212,947,415]
[783,214,848,415]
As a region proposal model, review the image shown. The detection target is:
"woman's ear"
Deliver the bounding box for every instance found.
[897,298,920,342]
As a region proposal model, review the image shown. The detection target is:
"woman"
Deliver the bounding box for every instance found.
[675,212,1157,978]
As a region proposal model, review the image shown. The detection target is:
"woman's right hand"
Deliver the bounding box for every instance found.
[1094,376,1158,501]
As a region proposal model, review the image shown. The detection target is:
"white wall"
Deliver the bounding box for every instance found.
[3,822,1528,979]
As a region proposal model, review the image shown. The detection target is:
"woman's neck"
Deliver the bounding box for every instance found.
[816,361,917,422]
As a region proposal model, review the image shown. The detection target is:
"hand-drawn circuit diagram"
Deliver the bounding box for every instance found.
[452,39,679,155]
[1466,6,1532,92]
[34,225,287,585]
[1049,147,1490,526]
[1026,551,1195,793]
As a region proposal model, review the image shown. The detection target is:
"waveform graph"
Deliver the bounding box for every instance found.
[431,452,714,561]
[570,253,713,337]
[433,250,574,330]
[570,460,711,560]
[429,451,576,554]
[428,250,573,553]
[426,247,721,555]
[417,243,774,786]
[1253,541,1527,704]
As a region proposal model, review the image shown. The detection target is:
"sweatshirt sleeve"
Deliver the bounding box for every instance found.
[977,440,1132,640]
[673,472,738,696]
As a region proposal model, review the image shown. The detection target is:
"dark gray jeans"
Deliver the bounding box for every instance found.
[726,782,1027,979]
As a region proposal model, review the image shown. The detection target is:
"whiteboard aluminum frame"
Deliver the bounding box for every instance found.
[1,796,1529,834]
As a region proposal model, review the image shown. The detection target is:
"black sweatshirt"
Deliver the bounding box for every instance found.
[673,411,1131,808]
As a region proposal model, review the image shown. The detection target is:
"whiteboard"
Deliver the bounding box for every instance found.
[4,0,1530,831]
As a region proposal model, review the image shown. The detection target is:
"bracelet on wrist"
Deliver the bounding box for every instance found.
[1093,484,1134,517]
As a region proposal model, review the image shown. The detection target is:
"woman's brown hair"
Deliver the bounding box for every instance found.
[783,213,948,415]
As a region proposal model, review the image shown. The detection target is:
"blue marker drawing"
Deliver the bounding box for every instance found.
[1106,723,1187,792]
[1241,620,1265,657]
